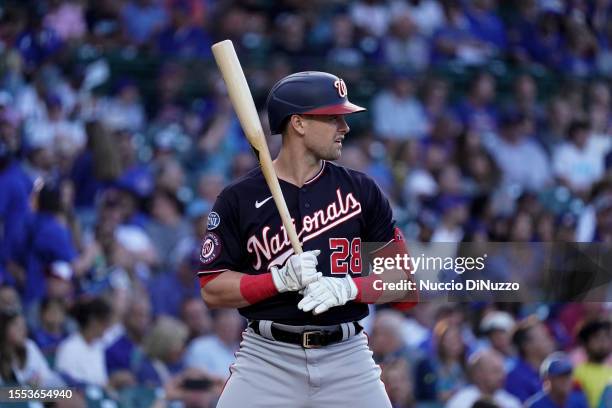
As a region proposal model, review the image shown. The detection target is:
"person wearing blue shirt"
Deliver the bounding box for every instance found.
[148,250,200,317]
[156,2,212,60]
[30,297,69,363]
[465,0,507,52]
[0,139,31,288]
[105,297,152,389]
[525,353,589,408]
[24,183,77,305]
[505,316,556,402]
[454,73,498,136]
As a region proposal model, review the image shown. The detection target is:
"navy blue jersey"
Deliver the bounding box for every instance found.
[197,161,395,325]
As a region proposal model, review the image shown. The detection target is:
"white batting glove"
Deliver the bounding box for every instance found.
[298,275,358,315]
[270,250,322,293]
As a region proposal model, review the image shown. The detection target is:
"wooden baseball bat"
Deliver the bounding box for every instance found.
[211,40,303,254]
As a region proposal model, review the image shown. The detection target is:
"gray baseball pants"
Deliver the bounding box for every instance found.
[216,321,391,408]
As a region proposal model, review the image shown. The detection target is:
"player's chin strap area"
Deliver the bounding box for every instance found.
[248,320,363,349]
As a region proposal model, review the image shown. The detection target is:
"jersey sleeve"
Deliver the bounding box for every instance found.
[196,191,245,275]
[361,176,395,243]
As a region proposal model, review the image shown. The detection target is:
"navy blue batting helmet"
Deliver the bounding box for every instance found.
[266,71,366,135]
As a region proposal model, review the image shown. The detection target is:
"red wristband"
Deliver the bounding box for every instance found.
[240,273,279,305]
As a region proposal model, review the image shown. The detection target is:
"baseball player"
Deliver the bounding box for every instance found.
[197,71,415,407]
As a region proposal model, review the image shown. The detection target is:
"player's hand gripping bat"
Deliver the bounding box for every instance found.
[211,40,302,255]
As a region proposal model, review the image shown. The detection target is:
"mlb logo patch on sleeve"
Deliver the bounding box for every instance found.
[207,211,221,230]
[200,232,221,264]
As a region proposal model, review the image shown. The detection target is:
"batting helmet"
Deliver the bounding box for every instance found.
[266,71,366,134]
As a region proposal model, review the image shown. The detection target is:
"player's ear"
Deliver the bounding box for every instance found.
[288,114,307,137]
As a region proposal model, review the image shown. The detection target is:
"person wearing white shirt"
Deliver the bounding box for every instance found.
[0,310,64,387]
[55,298,112,387]
[446,349,521,408]
[185,309,243,379]
[553,121,611,195]
[486,114,552,192]
[372,74,429,142]
[390,0,444,37]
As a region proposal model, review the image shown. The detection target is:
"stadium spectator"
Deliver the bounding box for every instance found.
[136,316,188,386]
[380,358,417,408]
[0,132,30,289]
[148,246,200,317]
[432,1,493,66]
[455,72,498,136]
[383,12,429,72]
[369,309,415,365]
[573,318,612,408]
[155,0,212,60]
[144,188,191,273]
[43,0,87,42]
[486,112,552,192]
[24,182,81,306]
[98,79,146,132]
[184,309,243,379]
[525,352,589,408]
[422,77,451,122]
[478,311,516,370]
[446,349,521,408]
[464,0,507,54]
[105,296,152,390]
[372,72,429,144]
[592,191,612,243]
[25,94,86,159]
[326,15,365,70]
[0,285,22,314]
[415,319,467,402]
[553,121,609,197]
[510,73,544,123]
[31,297,69,363]
[561,22,598,78]
[431,195,468,243]
[195,172,225,213]
[505,316,556,402]
[180,297,212,342]
[55,297,112,387]
[0,309,64,387]
[112,136,154,211]
[349,0,392,38]
[422,116,461,174]
[389,0,444,37]
[70,121,122,212]
[120,0,168,46]
[538,96,573,154]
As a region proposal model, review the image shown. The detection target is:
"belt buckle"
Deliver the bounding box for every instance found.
[302,330,324,349]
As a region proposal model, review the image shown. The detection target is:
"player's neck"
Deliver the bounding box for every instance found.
[274,147,322,187]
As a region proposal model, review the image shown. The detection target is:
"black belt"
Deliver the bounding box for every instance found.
[248,321,362,349]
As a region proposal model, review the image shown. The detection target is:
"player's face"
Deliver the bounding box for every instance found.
[301,114,350,160]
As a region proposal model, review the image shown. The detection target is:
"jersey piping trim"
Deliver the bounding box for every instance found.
[304,161,326,185]
[369,238,395,254]
[197,268,229,275]
[302,206,362,241]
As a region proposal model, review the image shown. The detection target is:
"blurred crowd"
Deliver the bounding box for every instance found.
[0,0,611,407]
